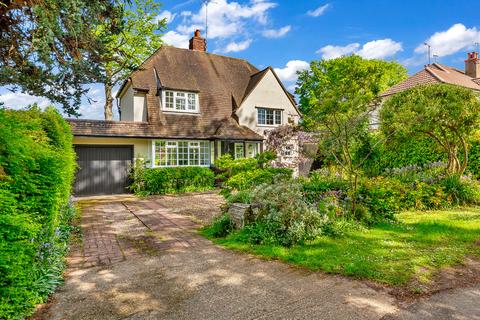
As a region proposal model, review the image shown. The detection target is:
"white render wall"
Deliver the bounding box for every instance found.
[119,84,147,122]
[236,69,300,137]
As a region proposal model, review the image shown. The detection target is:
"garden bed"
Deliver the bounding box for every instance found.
[203,207,480,294]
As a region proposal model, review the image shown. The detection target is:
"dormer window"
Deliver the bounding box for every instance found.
[163,90,199,113]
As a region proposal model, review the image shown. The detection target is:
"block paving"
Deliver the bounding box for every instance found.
[68,195,211,269]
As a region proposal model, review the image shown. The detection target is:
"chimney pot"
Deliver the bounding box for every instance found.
[189,30,206,52]
[465,51,480,78]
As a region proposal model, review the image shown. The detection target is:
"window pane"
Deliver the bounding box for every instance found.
[176,92,186,110]
[166,141,177,166]
[258,108,266,125]
[178,141,188,166]
[247,143,258,158]
[200,141,210,165]
[266,109,274,125]
[275,110,282,125]
[235,143,244,159]
[189,142,199,165]
[155,141,167,166]
[165,91,174,109]
[188,93,197,111]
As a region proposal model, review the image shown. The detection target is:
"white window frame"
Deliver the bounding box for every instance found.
[257,107,282,126]
[246,143,259,158]
[162,90,199,113]
[234,143,245,159]
[152,140,210,167]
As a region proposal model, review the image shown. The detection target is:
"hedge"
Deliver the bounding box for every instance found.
[0,106,76,319]
[131,166,215,195]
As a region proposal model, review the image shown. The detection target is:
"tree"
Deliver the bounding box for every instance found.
[296,55,407,213]
[380,84,480,175]
[0,0,121,116]
[94,0,165,120]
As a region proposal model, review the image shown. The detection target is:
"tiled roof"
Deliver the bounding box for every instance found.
[380,63,480,97]
[71,46,274,141]
[68,118,264,141]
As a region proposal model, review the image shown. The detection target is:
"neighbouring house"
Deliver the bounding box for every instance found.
[69,30,301,196]
[372,51,480,126]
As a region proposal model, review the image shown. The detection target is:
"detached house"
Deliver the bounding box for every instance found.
[69,30,301,196]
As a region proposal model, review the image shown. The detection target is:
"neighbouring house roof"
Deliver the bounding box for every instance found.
[380,63,480,97]
[71,45,293,141]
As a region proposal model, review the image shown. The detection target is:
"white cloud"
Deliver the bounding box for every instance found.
[357,39,403,59]
[222,39,253,53]
[317,39,402,60]
[0,84,117,120]
[415,23,480,57]
[317,43,360,59]
[163,30,190,48]
[155,10,176,24]
[0,91,51,109]
[307,4,330,17]
[262,25,291,38]
[274,60,309,82]
[166,0,277,51]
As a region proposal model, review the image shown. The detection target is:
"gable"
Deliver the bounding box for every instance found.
[239,69,299,116]
[236,69,300,132]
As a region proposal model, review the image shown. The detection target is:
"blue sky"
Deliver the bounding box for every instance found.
[1,0,479,119]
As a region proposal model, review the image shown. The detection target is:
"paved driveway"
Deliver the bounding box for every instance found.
[40,193,479,320]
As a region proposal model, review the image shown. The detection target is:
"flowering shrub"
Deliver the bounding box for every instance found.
[245,181,328,246]
[0,107,76,319]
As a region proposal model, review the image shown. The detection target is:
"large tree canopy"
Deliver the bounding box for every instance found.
[296,55,407,212]
[380,83,480,174]
[95,0,165,120]
[0,0,121,116]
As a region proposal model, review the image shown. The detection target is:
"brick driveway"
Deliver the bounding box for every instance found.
[68,194,217,269]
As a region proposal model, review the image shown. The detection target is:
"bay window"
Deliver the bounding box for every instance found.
[162,90,199,113]
[153,140,210,167]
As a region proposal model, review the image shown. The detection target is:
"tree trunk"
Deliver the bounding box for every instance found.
[104,81,114,120]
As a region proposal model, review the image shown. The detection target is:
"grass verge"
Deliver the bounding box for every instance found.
[202,207,480,287]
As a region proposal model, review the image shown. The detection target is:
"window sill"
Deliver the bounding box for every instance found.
[162,110,200,115]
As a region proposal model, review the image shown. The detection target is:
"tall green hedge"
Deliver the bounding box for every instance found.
[130,165,215,195]
[0,106,76,319]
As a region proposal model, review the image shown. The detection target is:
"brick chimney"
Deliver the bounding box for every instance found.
[189,29,206,52]
[465,52,480,78]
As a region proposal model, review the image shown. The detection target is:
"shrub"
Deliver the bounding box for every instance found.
[130,165,215,196]
[302,169,349,204]
[214,154,258,179]
[439,175,480,206]
[358,177,407,222]
[226,190,252,204]
[202,214,235,238]
[467,138,480,178]
[0,106,76,319]
[224,168,292,192]
[247,181,327,246]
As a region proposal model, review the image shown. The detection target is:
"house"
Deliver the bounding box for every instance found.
[381,52,480,97]
[69,30,301,196]
[370,51,480,127]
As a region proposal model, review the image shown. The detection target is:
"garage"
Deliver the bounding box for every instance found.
[74,145,133,196]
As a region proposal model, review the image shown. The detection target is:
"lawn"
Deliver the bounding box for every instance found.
[203,208,480,286]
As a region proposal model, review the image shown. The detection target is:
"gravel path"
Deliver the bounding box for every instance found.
[38,192,480,320]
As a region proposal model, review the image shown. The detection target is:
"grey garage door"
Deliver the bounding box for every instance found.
[74,145,133,196]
